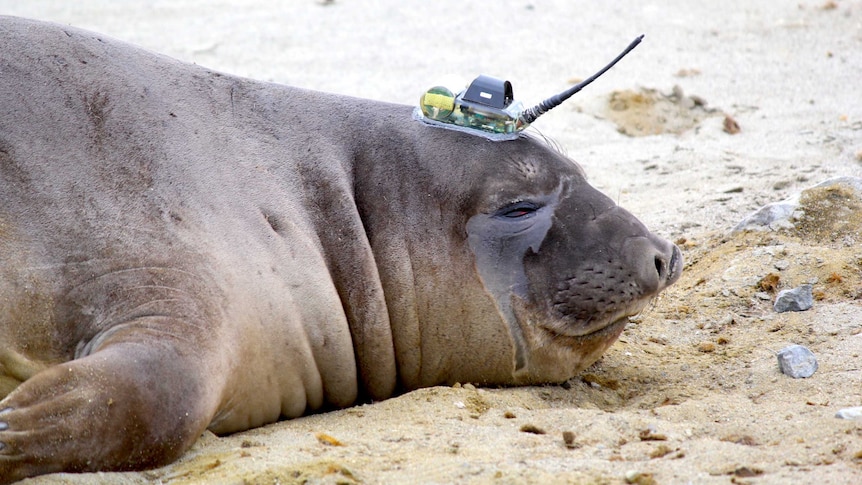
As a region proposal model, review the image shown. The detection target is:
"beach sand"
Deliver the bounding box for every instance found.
[2,1,861,483]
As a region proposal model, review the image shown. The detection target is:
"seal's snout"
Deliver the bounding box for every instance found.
[622,235,683,296]
[651,242,683,289]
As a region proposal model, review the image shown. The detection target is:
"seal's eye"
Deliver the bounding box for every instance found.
[496,201,540,219]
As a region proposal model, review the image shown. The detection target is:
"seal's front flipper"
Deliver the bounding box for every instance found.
[0,330,221,483]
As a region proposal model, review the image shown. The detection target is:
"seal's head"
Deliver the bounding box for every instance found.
[460,136,682,382]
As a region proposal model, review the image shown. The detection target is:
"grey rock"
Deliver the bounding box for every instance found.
[732,176,862,233]
[835,407,862,420]
[774,285,813,313]
[776,344,818,378]
[732,195,799,233]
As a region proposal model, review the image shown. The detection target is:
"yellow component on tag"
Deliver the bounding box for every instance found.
[420,86,455,120]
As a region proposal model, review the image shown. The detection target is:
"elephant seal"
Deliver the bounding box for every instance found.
[0,16,681,482]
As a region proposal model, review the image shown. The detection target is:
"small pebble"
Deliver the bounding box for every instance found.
[774,285,813,312]
[639,426,668,441]
[625,470,658,485]
[776,344,818,378]
[835,407,862,420]
[697,342,716,353]
[315,433,344,446]
[723,115,741,135]
[562,430,576,448]
[519,424,546,435]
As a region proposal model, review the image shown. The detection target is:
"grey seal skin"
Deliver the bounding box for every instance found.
[0,16,681,482]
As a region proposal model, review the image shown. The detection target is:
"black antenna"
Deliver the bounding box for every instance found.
[519,34,644,125]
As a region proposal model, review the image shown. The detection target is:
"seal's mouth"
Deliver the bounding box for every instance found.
[509,296,633,374]
[537,315,629,369]
[546,295,650,338]
[581,316,630,339]
[550,315,630,341]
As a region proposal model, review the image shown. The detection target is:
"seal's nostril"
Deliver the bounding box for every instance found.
[654,256,665,279]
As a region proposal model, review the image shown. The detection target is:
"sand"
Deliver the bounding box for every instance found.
[2,0,861,483]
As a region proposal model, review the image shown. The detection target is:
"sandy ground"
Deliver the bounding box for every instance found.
[2,0,862,483]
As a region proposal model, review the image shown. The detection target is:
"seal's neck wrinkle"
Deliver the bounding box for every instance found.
[294,147,399,402]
